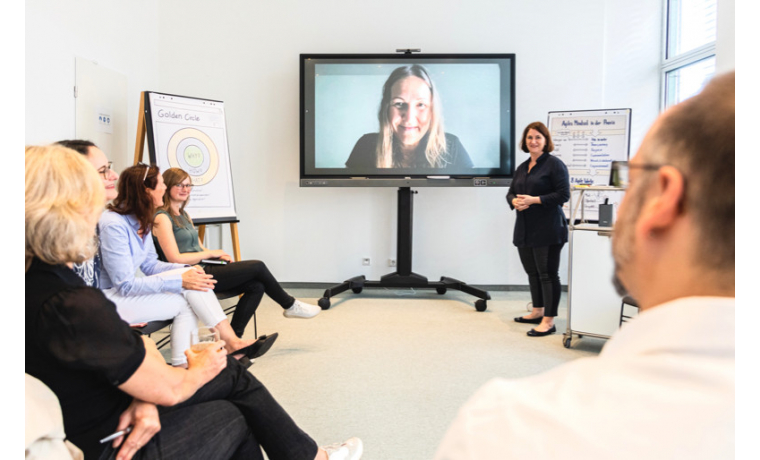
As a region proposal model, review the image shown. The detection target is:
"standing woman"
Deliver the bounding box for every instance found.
[153,167,321,338]
[507,122,570,337]
[99,163,268,366]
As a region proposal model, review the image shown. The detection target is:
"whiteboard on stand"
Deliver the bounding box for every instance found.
[548,108,631,221]
[144,92,237,224]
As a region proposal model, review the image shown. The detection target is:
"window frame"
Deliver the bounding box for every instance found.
[660,0,717,110]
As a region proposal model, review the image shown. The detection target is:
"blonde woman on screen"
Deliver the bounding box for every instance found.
[345,64,473,170]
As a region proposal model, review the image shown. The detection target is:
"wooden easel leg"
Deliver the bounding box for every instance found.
[230,223,241,262]
[134,91,147,165]
[198,223,241,263]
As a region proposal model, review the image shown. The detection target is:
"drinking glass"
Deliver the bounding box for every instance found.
[190,326,220,352]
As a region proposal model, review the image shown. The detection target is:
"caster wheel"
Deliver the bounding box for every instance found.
[436,287,447,295]
[475,299,487,312]
[318,297,331,310]
[351,287,363,294]
[563,337,572,348]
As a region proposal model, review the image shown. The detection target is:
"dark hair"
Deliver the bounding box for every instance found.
[55,139,97,156]
[519,122,554,153]
[107,163,160,235]
[649,71,734,270]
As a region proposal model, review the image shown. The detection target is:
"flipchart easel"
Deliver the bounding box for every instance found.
[134,91,242,262]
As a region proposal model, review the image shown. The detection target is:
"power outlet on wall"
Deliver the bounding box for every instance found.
[362,257,371,266]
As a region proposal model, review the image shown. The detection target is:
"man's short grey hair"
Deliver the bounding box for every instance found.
[648,71,734,270]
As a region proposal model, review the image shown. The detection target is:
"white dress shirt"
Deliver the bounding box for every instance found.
[435,297,735,460]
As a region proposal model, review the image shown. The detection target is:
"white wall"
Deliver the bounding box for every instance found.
[25,0,161,174]
[716,0,735,73]
[26,0,666,285]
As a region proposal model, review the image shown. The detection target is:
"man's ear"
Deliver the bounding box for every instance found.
[636,166,685,236]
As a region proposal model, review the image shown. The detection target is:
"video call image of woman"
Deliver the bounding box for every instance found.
[345,64,474,170]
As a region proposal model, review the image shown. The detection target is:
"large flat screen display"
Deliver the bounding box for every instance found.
[300,54,515,187]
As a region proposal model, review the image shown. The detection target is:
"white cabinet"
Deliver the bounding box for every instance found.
[563,186,625,348]
[565,226,622,347]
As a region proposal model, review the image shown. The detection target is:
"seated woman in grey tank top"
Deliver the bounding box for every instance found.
[153,168,322,339]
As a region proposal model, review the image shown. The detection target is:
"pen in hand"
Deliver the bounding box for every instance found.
[99,426,133,443]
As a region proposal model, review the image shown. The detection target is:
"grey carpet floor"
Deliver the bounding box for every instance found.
[163,288,606,459]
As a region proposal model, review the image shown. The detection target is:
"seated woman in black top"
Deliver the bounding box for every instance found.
[345,64,473,172]
[25,145,362,460]
[506,122,570,337]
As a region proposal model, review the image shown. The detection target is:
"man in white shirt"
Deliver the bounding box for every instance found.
[435,72,735,460]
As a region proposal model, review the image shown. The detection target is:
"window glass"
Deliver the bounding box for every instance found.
[667,0,717,58]
[664,56,716,107]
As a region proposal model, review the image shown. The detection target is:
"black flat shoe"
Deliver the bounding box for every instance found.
[232,333,279,359]
[514,316,544,324]
[527,326,556,337]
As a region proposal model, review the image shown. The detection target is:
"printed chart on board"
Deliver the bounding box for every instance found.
[145,92,237,222]
[547,109,631,221]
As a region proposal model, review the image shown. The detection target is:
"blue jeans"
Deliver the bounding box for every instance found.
[98,357,317,460]
[204,260,295,337]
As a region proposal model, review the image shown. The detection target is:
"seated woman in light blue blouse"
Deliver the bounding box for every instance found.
[98,164,270,366]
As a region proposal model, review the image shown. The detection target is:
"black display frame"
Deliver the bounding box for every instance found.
[300,53,516,187]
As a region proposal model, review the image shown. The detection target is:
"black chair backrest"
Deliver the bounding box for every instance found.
[153,236,169,262]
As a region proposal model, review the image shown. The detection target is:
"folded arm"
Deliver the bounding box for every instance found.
[118,336,227,407]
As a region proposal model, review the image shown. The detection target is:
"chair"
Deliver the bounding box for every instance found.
[133,319,173,349]
[619,295,639,326]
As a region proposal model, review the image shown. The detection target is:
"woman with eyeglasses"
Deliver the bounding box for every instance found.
[507,121,570,337]
[98,163,273,367]
[56,140,118,288]
[153,168,321,338]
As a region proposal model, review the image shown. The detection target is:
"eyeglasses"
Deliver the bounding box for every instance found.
[97,161,114,179]
[610,162,663,188]
[175,183,194,189]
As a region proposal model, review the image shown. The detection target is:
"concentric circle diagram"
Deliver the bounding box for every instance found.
[166,128,219,185]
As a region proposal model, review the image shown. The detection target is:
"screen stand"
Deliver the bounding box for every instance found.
[318,187,491,311]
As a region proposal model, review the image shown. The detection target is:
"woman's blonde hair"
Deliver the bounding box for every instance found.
[158,167,193,227]
[25,145,105,271]
[376,65,448,168]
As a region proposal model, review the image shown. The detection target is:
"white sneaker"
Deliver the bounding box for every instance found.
[322,437,363,460]
[283,299,321,319]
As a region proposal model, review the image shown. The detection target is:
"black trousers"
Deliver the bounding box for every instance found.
[204,260,295,337]
[517,244,564,317]
[99,357,318,460]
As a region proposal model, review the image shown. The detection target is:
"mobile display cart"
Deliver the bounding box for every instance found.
[563,185,626,348]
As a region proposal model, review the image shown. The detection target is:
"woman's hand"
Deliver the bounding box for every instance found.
[181,266,217,291]
[207,249,233,263]
[113,399,161,460]
[514,194,540,210]
[185,340,228,385]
